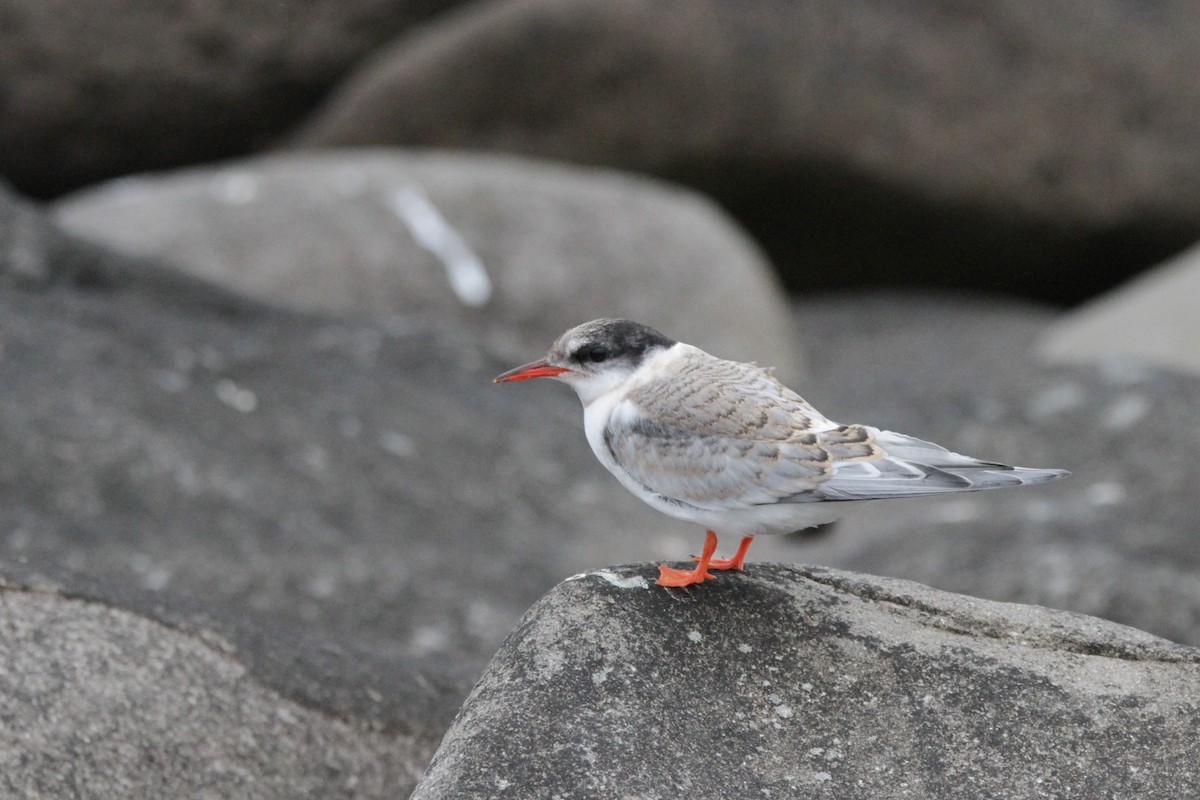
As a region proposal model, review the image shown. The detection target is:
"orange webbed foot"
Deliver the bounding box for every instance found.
[692,535,754,572]
[655,564,714,587]
[656,530,719,588]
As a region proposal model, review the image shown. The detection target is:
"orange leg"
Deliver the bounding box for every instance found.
[656,530,718,587]
[695,535,754,571]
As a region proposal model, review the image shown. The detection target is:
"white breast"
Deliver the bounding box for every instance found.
[576,345,846,535]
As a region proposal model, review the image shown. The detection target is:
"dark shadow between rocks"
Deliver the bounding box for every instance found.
[683,158,1197,306]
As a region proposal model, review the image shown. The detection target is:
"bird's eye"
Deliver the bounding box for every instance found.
[575,344,609,364]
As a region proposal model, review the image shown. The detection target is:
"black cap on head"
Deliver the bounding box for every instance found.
[557,319,676,369]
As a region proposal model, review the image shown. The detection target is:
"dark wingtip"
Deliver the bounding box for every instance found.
[1017,467,1071,485]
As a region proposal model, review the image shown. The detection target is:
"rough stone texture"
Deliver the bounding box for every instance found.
[788,293,1200,648]
[6,183,1198,792]
[1039,241,1200,376]
[0,575,428,798]
[0,188,467,796]
[0,275,654,678]
[412,563,1200,799]
[0,0,465,197]
[52,149,802,381]
[3,186,721,684]
[290,0,1200,303]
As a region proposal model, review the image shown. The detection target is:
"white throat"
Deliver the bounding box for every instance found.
[563,343,686,408]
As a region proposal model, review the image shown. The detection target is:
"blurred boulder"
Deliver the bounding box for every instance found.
[0,0,465,197]
[1039,242,1200,376]
[291,0,1200,303]
[412,563,1200,798]
[5,184,755,686]
[53,149,802,379]
[789,292,1200,647]
[0,560,448,799]
[0,273,666,676]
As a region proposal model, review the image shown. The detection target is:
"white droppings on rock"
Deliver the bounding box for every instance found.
[813,771,832,782]
[387,183,492,307]
[1025,383,1086,420]
[304,571,337,599]
[801,682,813,692]
[154,370,188,393]
[1085,482,1127,507]
[738,643,753,654]
[141,567,172,591]
[567,570,649,590]
[775,704,794,719]
[687,630,703,643]
[214,379,257,413]
[301,445,329,474]
[409,624,450,656]
[592,667,613,686]
[1101,393,1150,430]
[379,431,416,459]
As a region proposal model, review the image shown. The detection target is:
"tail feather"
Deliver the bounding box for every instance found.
[815,429,1069,501]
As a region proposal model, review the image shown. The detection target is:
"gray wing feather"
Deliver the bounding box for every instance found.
[815,430,1069,501]
[608,349,1067,508]
[608,352,835,509]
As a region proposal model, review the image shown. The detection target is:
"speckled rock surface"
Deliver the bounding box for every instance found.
[7,183,1198,792]
[412,563,1200,799]
[0,568,432,798]
[2,187,716,685]
[53,149,801,381]
[0,276,655,677]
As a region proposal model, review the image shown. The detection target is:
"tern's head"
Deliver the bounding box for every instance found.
[494,319,676,403]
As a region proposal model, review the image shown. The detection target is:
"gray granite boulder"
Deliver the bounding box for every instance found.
[52,150,802,381]
[0,560,449,799]
[1,184,465,796]
[1039,242,1200,376]
[4,183,720,682]
[789,293,1200,648]
[290,0,1200,303]
[7,183,1197,792]
[412,563,1200,799]
[0,0,466,196]
[0,259,671,678]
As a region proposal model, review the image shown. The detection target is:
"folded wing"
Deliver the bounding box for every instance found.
[608,356,1067,508]
[815,429,1068,500]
